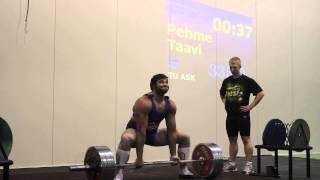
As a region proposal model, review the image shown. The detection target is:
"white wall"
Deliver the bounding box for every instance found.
[0,0,55,166]
[0,0,319,167]
[53,0,118,165]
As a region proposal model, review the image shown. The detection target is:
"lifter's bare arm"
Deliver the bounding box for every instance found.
[133,97,151,168]
[165,100,178,159]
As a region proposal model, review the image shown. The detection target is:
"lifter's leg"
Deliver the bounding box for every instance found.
[152,129,193,178]
[177,131,193,178]
[114,129,136,180]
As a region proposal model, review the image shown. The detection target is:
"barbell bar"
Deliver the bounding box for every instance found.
[70,159,205,171]
[69,159,206,171]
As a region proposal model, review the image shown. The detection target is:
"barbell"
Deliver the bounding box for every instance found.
[69,143,224,179]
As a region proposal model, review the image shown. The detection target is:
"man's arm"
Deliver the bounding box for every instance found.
[220,80,226,105]
[249,91,264,110]
[133,97,150,167]
[165,100,178,158]
[240,91,265,112]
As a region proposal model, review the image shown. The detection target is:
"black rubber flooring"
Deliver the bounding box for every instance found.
[2,156,319,180]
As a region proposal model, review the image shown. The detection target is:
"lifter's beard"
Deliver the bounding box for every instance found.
[154,88,168,97]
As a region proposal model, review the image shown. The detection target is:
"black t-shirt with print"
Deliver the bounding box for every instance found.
[220,75,262,115]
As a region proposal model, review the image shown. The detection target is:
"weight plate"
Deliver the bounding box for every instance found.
[191,143,223,178]
[84,146,115,180]
[262,119,286,146]
[288,119,310,148]
[0,117,13,160]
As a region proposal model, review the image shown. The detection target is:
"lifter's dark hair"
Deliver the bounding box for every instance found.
[150,74,168,90]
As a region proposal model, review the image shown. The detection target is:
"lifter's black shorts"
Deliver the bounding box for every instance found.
[226,113,250,137]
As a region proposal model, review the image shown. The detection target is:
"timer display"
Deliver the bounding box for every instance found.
[167,0,254,81]
[212,18,253,38]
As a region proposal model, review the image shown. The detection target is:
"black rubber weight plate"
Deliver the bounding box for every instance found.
[288,119,310,147]
[0,117,13,160]
[263,119,286,146]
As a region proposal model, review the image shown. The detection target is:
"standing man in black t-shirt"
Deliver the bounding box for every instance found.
[220,57,264,174]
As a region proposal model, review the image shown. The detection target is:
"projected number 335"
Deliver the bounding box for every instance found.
[212,17,253,39]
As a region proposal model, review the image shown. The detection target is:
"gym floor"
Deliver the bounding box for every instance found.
[2,156,319,180]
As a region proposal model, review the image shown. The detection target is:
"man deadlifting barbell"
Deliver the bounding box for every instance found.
[113,74,193,180]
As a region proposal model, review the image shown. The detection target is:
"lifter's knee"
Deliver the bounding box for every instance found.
[177,132,190,147]
[119,133,135,150]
